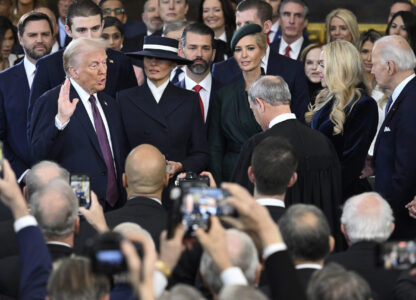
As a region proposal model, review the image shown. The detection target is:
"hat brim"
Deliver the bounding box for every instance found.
[126,49,192,65]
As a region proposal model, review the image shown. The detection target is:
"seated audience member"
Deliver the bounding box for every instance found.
[248,136,298,223]
[199,228,260,297]
[105,144,169,249]
[0,16,18,71]
[219,285,268,300]
[279,204,334,289]
[386,11,416,52]
[232,75,342,244]
[325,8,359,46]
[101,16,124,50]
[300,43,322,105]
[326,192,400,300]
[307,263,372,300]
[388,0,416,23]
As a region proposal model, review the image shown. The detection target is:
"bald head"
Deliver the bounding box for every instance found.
[374,35,416,71]
[124,144,167,195]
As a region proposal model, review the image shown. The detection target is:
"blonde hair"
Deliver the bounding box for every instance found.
[325,8,360,47]
[305,41,363,135]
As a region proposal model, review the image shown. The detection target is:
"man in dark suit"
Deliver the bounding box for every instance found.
[30,37,128,210]
[105,144,168,250]
[249,136,298,223]
[176,23,222,132]
[274,0,310,60]
[28,0,137,130]
[326,192,400,300]
[0,12,53,180]
[231,75,342,244]
[372,35,416,239]
[211,0,310,120]
[279,204,334,289]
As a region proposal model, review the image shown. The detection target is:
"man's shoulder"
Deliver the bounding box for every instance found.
[0,60,24,78]
[106,48,129,63]
[36,49,64,66]
[268,48,303,69]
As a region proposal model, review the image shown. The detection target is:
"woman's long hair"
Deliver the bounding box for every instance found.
[386,11,416,53]
[325,8,360,47]
[198,0,235,43]
[305,41,363,135]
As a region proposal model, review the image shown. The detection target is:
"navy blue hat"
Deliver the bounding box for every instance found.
[126,36,192,64]
[230,24,263,52]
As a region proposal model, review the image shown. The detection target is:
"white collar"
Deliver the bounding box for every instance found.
[184,72,212,91]
[147,78,170,103]
[47,241,72,248]
[70,78,96,99]
[261,46,271,72]
[271,21,279,33]
[295,264,322,270]
[392,73,416,102]
[147,30,153,36]
[280,36,304,58]
[256,198,285,208]
[23,56,36,85]
[268,113,296,128]
[218,31,227,42]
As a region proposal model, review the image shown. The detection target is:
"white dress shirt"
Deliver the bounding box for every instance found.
[268,21,280,43]
[278,36,304,60]
[295,263,322,270]
[184,72,212,121]
[51,40,60,54]
[256,197,285,208]
[261,46,271,73]
[23,56,36,89]
[268,113,296,128]
[169,65,185,82]
[58,18,67,47]
[147,78,170,103]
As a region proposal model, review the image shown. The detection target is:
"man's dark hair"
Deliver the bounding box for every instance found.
[307,263,372,300]
[390,0,416,13]
[278,0,309,19]
[66,0,103,29]
[236,0,273,24]
[278,204,331,262]
[103,16,124,36]
[180,22,215,49]
[18,11,54,36]
[99,0,124,7]
[251,136,298,195]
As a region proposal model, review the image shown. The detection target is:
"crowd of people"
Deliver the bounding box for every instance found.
[1,0,416,299]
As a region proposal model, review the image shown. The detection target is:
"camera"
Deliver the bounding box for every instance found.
[175,172,210,188]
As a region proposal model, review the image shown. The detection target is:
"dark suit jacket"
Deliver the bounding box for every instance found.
[105,196,167,250]
[326,241,401,300]
[17,225,51,300]
[231,119,343,245]
[273,37,311,60]
[30,84,128,208]
[211,48,310,121]
[296,267,319,289]
[28,48,137,133]
[175,75,223,134]
[118,82,209,173]
[265,205,286,224]
[374,76,416,239]
[265,250,307,300]
[394,268,416,300]
[0,60,32,178]
[121,29,163,53]
[311,92,378,200]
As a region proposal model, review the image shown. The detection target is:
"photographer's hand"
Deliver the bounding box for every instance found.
[79,191,109,233]
[200,171,217,188]
[166,161,183,178]
[159,225,185,272]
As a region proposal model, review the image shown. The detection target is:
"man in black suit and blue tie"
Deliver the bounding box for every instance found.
[176,23,222,132]
[0,12,53,180]
[30,37,128,210]
[372,35,416,239]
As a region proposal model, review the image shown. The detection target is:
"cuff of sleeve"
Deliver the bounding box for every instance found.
[14,215,37,233]
[220,267,248,286]
[154,270,168,298]
[17,169,30,184]
[55,115,69,130]
[263,243,287,259]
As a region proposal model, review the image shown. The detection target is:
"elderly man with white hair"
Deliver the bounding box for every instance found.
[325,192,400,300]
[371,34,416,239]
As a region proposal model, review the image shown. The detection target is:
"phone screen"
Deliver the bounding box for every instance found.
[70,174,91,209]
[379,240,416,270]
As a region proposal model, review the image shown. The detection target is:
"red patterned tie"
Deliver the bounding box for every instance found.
[284,45,291,58]
[88,95,118,207]
[193,85,205,123]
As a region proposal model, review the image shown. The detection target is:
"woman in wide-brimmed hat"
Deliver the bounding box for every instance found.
[117,36,209,198]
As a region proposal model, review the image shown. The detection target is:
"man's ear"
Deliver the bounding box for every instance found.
[255,97,266,113]
[122,173,127,188]
[164,172,170,187]
[287,172,297,187]
[178,46,184,57]
[23,186,28,201]
[68,66,78,79]
[302,18,309,30]
[211,48,216,61]
[64,24,72,38]
[74,216,80,234]
[18,34,23,46]
[263,20,273,35]
[184,3,189,15]
[329,235,335,253]
[248,165,255,184]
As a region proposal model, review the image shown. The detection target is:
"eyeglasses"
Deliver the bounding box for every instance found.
[102,8,125,15]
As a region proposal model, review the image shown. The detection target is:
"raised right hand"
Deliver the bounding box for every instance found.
[57,78,79,124]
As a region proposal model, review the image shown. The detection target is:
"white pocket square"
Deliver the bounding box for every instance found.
[384,127,391,132]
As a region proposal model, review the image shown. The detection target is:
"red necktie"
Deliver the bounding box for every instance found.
[193,85,205,123]
[284,45,291,58]
[267,34,271,45]
[89,95,118,207]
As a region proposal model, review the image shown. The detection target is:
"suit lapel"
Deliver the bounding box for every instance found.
[16,61,30,92]
[71,86,104,160]
[158,83,186,117]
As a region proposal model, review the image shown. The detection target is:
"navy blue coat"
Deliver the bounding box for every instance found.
[28,48,137,134]
[0,60,32,178]
[374,76,416,239]
[311,92,378,200]
[175,75,223,134]
[30,84,128,208]
[211,47,310,121]
[118,82,209,173]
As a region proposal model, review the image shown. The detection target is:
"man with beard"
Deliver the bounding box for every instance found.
[0,11,53,180]
[177,22,222,132]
